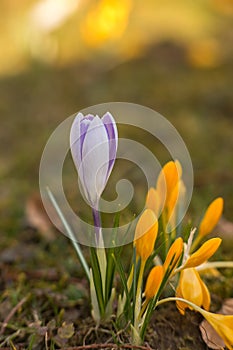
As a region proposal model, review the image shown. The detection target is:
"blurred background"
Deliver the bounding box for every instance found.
[0,0,233,235]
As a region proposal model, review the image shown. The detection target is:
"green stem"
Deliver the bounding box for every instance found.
[134,259,146,330]
[196,261,233,270]
[156,296,208,316]
[161,211,168,257]
[96,248,107,297]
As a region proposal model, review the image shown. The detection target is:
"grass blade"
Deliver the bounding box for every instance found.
[46,187,90,280]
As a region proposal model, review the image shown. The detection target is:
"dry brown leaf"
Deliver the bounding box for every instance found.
[200,319,225,349]
[200,298,233,349]
[25,192,56,241]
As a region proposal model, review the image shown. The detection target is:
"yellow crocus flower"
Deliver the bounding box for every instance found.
[134,209,158,262]
[184,237,222,268]
[198,197,224,238]
[176,268,210,315]
[145,265,164,300]
[163,237,183,272]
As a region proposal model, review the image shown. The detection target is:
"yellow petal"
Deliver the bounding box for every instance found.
[145,265,164,300]
[176,284,186,315]
[163,237,183,272]
[166,179,186,231]
[197,273,211,311]
[201,311,233,350]
[156,161,181,208]
[167,179,186,215]
[198,197,224,238]
[167,181,179,218]
[145,188,161,217]
[134,209,158,262]
[180,268,203,308]
[185,238,222,268]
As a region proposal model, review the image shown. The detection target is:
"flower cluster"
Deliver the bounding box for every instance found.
[48,112,233,348]
[127,165,227,343]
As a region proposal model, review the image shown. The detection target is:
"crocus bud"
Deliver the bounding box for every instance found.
[134,209,158,262]
[198,197,224,238]
[163,237,183,272]
[184,237,222,269]
[145,265,164,300]
[70,112,118,209]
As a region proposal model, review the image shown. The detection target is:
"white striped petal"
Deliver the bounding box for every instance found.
[80,116,110,207]
[70,113,94,201]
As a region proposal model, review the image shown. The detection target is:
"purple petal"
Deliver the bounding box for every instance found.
[70,113,95,201]
[102,112,118,180]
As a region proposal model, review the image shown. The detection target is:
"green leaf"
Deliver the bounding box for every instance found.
[140,298,154,340]
[113,251,134,322]
[90,269,101,323]
[132,247,138,321]
[104,215,120,306]
[104,287,116,320]
[130,323,142,345]
[105,247,116,304]
[90,248,105,317]
[112,253,129,302]
[96,247,107,294]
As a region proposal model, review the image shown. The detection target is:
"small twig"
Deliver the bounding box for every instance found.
[0,329,21,347]
[181,227,196,266]
[65,344,153,349]
[83,326,98,345]
[45,331,49,350]
[0,294,30,335]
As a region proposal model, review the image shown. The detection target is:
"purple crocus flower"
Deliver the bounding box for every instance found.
[70,112,118,211]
